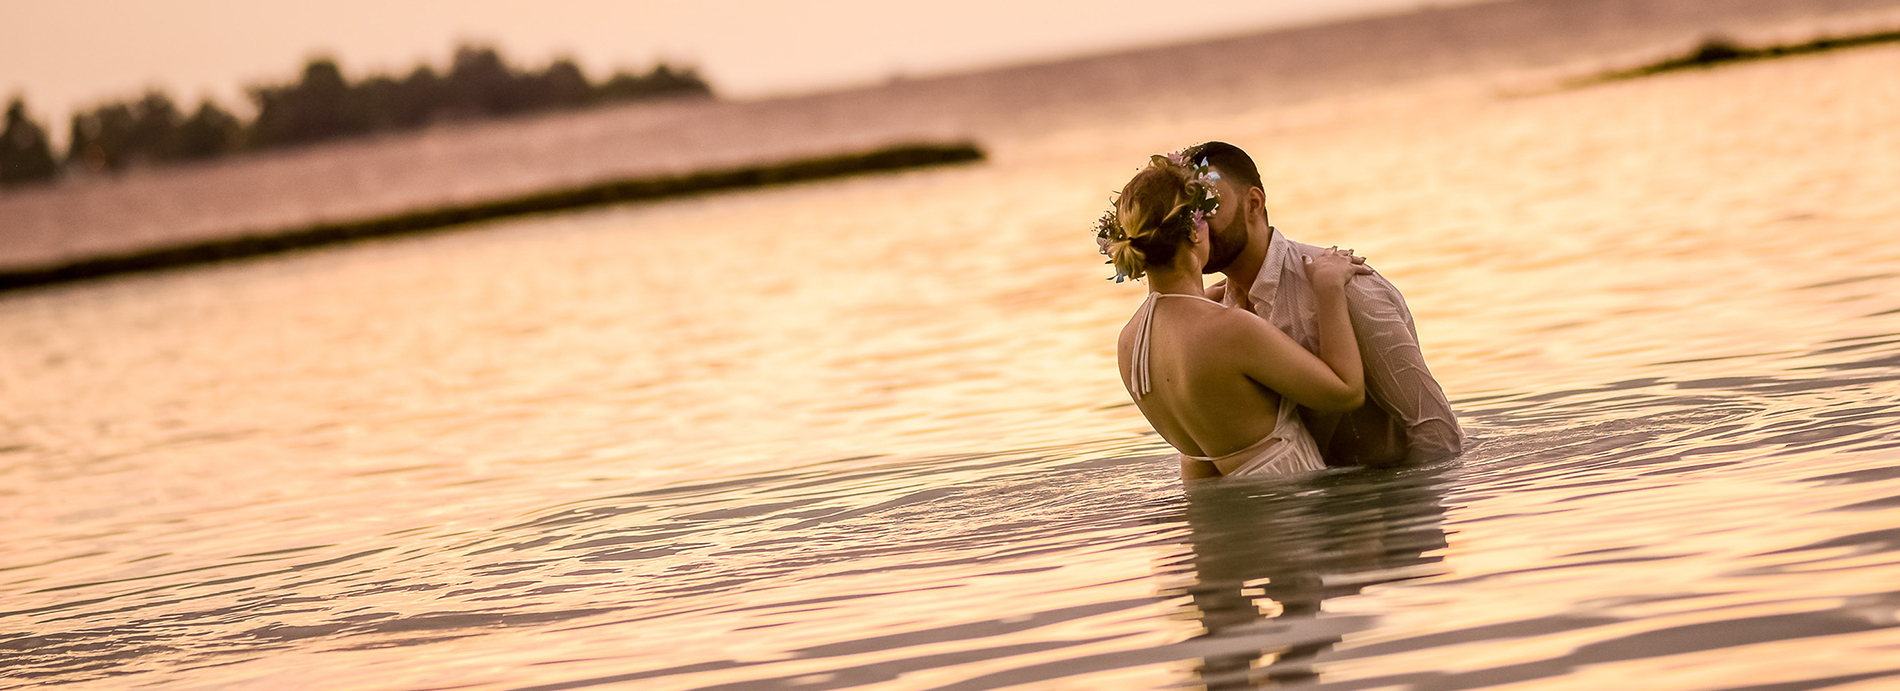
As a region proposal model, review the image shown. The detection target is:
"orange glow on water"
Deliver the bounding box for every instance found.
[5,20,1900,691]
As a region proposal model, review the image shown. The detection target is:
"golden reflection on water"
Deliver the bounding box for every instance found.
[3,41,1900,691]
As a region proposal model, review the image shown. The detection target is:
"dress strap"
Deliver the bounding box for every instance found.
[1131,294,1157,400]
[1131,292,1224,400]
[1153,293,1225,306]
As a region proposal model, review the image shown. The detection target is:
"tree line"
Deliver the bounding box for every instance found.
[1,45,712,188]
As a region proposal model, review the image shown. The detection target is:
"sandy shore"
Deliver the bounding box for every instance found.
[3,0,1898,275]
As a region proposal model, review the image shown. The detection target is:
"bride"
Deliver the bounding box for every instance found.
[1098,153,1368,481]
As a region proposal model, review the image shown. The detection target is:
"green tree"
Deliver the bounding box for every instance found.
[125,91,183,163]
[529,59,592,110]
[391,66,442,128]
[250,58,370,148]
[445,46,524,116]
[64,91,189,170]
[1,98,59,186]
[68,102,136,171]
[176,99,241,160]
[597,63,713,102]
[352,66,441,131]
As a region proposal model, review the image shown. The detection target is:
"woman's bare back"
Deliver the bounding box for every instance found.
[1119,294,1288,459]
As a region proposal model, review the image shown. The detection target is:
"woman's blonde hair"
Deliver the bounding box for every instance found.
[1104,155,1209,281]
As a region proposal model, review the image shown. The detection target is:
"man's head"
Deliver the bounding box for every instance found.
[1186,141,1266,274]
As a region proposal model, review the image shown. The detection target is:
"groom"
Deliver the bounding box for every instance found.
[1188,141,1462,467]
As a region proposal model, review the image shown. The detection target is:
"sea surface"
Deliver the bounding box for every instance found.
[6,24,1900,691]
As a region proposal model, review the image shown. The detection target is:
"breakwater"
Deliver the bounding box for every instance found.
[0,142,982,291]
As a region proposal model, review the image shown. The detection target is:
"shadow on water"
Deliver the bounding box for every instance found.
[1166,468,1452,689]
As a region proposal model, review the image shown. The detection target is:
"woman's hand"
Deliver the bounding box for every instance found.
[1232,245,1370,413]
[1303,247,1373,289]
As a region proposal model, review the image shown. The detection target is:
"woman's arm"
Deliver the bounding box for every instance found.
[1225,249,1367,412]
[1306,250,1366,409]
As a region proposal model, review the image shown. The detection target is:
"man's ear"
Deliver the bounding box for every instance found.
[1249,187,1268,219]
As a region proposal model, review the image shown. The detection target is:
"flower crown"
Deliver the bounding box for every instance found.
[1092,148,1222,282]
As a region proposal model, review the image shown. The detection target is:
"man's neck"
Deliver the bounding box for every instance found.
[1221,222,1274,304]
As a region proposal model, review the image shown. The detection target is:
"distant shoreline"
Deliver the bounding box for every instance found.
[0,142,983,293]
[9,0,1899,295]
[1,45,713,189]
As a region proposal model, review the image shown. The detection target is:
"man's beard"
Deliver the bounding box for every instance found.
[1202,215,1247,274]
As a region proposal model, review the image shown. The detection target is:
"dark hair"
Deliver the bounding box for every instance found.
[1186,141,1262,191]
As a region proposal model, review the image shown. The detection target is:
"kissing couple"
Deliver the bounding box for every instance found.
[1097,142,1462,481]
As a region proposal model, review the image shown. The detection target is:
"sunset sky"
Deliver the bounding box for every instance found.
[3,0,1452,129]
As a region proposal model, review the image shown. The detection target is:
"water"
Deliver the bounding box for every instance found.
[5,33,1900,691]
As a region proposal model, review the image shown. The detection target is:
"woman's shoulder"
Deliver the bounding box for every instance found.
[1190,299,1275,345]
[1196,300,1300,360]
[1120,295,1253,341]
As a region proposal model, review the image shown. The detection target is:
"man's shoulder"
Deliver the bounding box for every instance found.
[1280,237,1406,298]
[1284,237,1325,257]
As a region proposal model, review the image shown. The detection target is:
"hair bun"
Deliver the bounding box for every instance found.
[1106,237,1148,281]
[1090,148,1222,282]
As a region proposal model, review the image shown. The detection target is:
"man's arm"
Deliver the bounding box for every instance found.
[1344,271,1463,463]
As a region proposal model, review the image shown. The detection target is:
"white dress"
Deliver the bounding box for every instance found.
[1129,293,1328,478]
[1180,397,1327,477]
